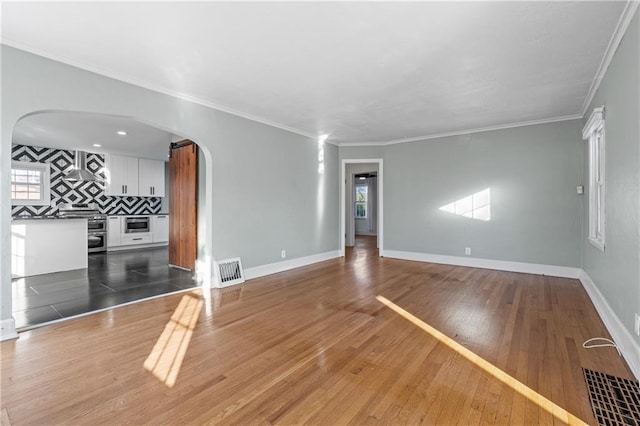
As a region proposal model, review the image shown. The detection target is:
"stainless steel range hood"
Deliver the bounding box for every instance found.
[63,150,100,182]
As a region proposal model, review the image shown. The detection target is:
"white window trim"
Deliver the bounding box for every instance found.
[11,161,51,206]
[355,184,368,219]
[582,107,605,251]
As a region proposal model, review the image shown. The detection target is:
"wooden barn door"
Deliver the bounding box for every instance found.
[169,140,198,270]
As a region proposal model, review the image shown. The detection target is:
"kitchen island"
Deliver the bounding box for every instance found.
[11,218,87,277]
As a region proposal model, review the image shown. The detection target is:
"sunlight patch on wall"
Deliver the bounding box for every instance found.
[439,188,491,221]
[317,134,328,174]
[375,295,588,425]
[144,290,203,388]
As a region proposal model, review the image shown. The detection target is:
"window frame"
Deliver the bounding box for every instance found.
[10,161,51,206]
[355,184,368,219]
[582,107,606,251]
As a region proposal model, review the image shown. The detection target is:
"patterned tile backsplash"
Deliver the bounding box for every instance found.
[11,144,162,217]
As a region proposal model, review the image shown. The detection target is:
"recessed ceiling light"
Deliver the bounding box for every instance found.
[117,131,127,136]
[359,176,366,180]
[93,143,101,147]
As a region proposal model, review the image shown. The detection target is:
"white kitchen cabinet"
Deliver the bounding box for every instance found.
[151,215,169,243]
[139,159,166,197]
[107,216,122,247]
[121,233,152,246]
[105,154,139,196]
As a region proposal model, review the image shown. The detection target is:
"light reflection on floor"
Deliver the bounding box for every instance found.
[143,289,203,388]
[375,295,588,425]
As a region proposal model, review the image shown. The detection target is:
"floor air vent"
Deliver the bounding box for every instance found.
[215,258,245,287]
[583,368,640,426]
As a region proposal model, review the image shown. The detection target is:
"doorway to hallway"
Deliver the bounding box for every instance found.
[340,159,383,257]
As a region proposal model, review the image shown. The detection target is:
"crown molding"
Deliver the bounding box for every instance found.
[339,140,388,147]
[337,114,582,147]
[580,0,639,116]
[1,39,323,142]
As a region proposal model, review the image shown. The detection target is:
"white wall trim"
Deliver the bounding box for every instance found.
[0,318,19,341]
[337,114,582,147]
[383,250,582,279]
[0,40,323,143]
[340,159,384,257]
[195,255,213,289]
[243,250,340,283]
[579,271,640,381]
[580,1,640,116]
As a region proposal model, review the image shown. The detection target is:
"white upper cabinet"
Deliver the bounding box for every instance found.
[105,154,139,196]
[105,155,165,197]
[138,159,165,197]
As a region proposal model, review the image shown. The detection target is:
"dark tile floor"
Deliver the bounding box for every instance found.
[12,247,199,329]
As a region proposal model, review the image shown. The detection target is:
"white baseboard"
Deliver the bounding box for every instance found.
[0,318,19,341]
[580,271,640,381]
[383,250,582,279]
[243,250,341,283]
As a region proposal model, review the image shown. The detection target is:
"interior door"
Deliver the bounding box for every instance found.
[169,140,198,270]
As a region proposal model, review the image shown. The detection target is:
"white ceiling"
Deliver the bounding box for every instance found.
[1,1,630,145]
[12,112,174,161]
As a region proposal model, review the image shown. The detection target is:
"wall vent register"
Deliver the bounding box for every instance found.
[215,258,245,287]
[583,368,640,426]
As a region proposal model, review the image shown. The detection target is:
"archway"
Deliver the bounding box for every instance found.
[7,110,215,330]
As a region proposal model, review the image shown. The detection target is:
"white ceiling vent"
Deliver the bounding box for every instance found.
[215,258,245,287]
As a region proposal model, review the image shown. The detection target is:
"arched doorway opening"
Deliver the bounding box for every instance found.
[8,110,214,330]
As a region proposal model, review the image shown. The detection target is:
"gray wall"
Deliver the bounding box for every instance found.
[0,46,339,320]
[385,121,583,265]
[340,145,384,160]
[340,119,584,267]
[582,10,639,345]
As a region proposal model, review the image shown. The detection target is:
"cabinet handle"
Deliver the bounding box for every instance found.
[133,237,143,241]
[122,185,124,193]
[125,185,127,194]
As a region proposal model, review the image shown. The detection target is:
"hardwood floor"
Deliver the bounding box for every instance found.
[1,236,633,424]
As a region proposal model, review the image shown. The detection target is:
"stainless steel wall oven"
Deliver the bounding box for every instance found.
[58,203,107,253]
[124,216,150,233]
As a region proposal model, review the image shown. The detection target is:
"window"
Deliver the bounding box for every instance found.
[11,161,50,206]
[582,107,605,251]
[355,185,368,218]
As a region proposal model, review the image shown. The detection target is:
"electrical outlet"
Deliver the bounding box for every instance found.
[465,247,471,256]
[635,313,640,336]
[281,250,287,259]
